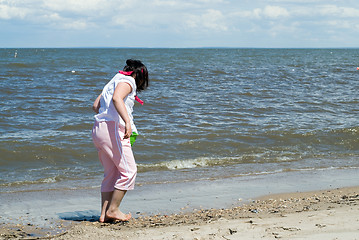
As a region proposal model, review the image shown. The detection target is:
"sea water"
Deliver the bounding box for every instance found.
[1,48,358,194]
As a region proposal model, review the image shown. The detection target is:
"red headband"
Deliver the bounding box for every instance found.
[119,70,133,75]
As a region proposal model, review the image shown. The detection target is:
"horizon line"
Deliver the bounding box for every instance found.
[2,46,359,49]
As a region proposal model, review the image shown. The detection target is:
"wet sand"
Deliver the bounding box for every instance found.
[1,186,358,240]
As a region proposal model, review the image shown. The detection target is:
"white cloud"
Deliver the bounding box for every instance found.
[112,2,229,32]
[153,0,179,7]
[232,5,289,20]
[287,4,359,35]
[195,0,226,3]
[262,5,290,18]
[62,19,88,30]
[326,20,359,31]
[112,14,130,27]
[185,9,228,31]
[267,22,298,37]
[39,12,90,30]
[0,4,29,19]
[319,5,359,18]
[43,0,109,14]
[270,0,326,3]
[152,0,225,5]
[43,12,61,21]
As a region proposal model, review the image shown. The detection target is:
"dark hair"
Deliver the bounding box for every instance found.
[123,59,149,92]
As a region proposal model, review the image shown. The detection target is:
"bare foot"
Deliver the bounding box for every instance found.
[99,216,113,223]
[106,209,131,222]
[99,214,108,223]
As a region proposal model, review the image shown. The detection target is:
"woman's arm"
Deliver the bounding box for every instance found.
[93,94,102,113]
[113,82,132,139]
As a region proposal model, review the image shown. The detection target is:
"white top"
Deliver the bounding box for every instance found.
[94,73,138,133]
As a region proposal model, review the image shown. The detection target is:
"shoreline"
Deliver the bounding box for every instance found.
[1,168,359,239]
[1,185,358,239]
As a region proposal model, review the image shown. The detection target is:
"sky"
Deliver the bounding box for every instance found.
[1,0,359,48]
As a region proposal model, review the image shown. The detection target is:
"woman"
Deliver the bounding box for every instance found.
[92,59,149,222]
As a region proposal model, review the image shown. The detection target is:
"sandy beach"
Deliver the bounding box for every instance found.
[1,186,358,240]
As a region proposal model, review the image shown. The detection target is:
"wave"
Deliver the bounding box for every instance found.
[138,157,212,171]
[0,176,60,189]
[211,70,227,75]
[6,62,39,68]
[332,126,359,134]
[137,154,299,172]
[261,126,359,150]
[56,70,109,77]
[57,123,92,131]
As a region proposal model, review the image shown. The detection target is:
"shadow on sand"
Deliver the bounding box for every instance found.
[58,210,100,222]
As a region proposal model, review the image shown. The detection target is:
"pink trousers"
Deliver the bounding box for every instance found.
[92,121,137,192]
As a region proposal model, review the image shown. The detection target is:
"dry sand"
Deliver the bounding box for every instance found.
[1,186,358,240]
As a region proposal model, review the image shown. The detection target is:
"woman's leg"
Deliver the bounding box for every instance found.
[106,189,131,221]
[100,191,113,222]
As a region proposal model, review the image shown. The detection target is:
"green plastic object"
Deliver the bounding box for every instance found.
[130,132,139,146]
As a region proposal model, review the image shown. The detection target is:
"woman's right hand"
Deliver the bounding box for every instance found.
[124,122,132,139]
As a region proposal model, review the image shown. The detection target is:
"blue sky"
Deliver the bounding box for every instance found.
[1,0,359,48]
